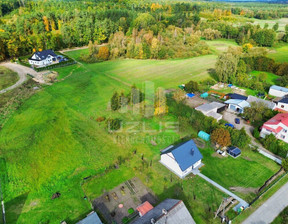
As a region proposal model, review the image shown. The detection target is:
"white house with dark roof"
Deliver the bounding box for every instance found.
[28,50,58,67]
[160,140,203,179]
[275,98,288,112]
[269,85,288,98]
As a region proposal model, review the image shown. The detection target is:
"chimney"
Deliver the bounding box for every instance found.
[162,209,168,215]
[191,148,194,156]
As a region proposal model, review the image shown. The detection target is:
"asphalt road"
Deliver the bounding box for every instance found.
[243,180,288,224]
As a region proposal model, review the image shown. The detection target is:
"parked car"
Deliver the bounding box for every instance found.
[235,118,240,124]
[225,123,235,128]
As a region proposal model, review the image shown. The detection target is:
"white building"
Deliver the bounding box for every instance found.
[195,102,226,121]
[260,113,288,143]
[160,140,203,179]
[275,98,288,112]
[28,50,57,67]
[224,99,250,113]
[269,85,288,98]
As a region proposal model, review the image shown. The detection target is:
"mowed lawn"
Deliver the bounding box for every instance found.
[201,147,280,202]
[250,71,280,85]
[205,39,239,55]
[0,66,19,90]
[268,45,288,63]
[65,49,217,89]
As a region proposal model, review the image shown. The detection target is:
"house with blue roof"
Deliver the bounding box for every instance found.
[160,140,203,179]
[76,211,103,224]
[269,85,288,98]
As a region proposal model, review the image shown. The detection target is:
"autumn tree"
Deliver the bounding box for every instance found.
[211,128,231,147]
[97,46,109,60]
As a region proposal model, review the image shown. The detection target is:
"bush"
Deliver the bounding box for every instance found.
[106,118,122,131]
[253,128,260,138]
[128,208,134,214]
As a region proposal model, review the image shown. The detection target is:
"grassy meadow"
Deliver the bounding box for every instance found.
[0,66,19,90]
[268,44,288,63]
[0,41,285,223]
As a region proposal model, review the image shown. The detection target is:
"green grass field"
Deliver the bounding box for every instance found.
[0,66,19,90]
[0,47,284,223]
[251,18,288,32]
[205,39,239,55]
[268,44,288,63]
[201,147,279,202]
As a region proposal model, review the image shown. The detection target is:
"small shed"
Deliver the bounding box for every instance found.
[227,146,241,158]
[198,131,210,141]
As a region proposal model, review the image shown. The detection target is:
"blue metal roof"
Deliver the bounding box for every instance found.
[270,85,288,93]
[224,99,250,108]
[164,140,203,171]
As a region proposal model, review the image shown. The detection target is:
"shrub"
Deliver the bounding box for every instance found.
[253,128,260,138]
[106,118,122,131]
[128,208,134,214]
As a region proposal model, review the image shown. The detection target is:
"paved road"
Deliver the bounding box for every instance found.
[196,172,249,209]
[0,62,39,94]
[243,180,288,224]
[223,111,282,164]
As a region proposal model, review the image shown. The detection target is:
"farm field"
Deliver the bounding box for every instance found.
[0,66,19,90]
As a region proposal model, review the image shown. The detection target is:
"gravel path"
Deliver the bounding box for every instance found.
[0,62,38,94]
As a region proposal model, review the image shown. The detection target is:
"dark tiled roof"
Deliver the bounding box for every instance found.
[29,50,57,61]
[131,199,195,224]
[279,98,288,104]
[226,93,248,100]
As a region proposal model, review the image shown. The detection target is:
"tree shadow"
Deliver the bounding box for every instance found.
[5,193,29,224]
[208,68,217,81]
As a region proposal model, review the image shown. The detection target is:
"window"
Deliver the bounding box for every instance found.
[284,129,287,133]
[281,135,285,139]
[281,105,285,108]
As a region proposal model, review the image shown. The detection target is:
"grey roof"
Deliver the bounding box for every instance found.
[270,85,288,93]
[206,111,223,120]
[76,212,102,224]
[29,49,57,61]
[195,102,225,113]
[247,96,276,109]
[131,199,196,224]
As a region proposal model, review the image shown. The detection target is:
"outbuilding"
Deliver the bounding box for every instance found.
[195,102,226,121]
[224,99,250,114]
[269,85,288,98]
[227,146,241,158]
[160,140,203,179]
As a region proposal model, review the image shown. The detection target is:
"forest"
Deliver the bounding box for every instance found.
[1,0,288,61]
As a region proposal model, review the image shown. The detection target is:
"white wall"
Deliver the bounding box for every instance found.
[276,102,288,112]
[269,89,288,98]
[160,153,184,178]
[261,124,288,143]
